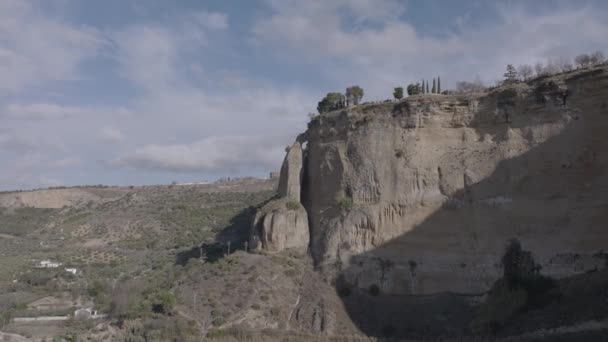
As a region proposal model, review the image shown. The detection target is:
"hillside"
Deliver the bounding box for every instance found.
[2,66,608,341]
[0,179,278,340]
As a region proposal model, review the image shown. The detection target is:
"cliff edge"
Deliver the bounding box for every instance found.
[255,65,608,296]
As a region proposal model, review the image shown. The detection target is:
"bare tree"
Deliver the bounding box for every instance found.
[575,54,592,68]
[543,59,562,75]
[455,79,485,93]
[590,51,605,65]
[517,64,534,81]
[534,62,546,77]
[557,56,573,72]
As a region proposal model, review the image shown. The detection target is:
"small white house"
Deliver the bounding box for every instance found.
[64,268,78,275]
[36,260,62,268]
[74,308,105,320]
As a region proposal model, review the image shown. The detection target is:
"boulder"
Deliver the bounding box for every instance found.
[249,198,309,253]
[249,141,310,253]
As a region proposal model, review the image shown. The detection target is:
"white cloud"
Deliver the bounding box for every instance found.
[98,126,126,144]
[0,129,65,153]
[195,11,229,30]
[3,103,131,120]
[114,135,287,173]
[0,0,103,93]
[253,1,608,94]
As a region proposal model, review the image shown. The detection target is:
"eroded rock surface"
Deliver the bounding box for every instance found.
[249,198,309,253]
[302,67,608,295]
[250,142,310,253]
[278,142,304,200]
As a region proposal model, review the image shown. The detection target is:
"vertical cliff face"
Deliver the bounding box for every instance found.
[301,66,608,294]
[249,142,310,253]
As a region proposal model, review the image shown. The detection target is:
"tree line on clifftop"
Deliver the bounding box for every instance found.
[316,77,442,114]
[316,50,606,115]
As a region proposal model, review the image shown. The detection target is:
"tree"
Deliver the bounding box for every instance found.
[455,80,485,93]
[557,57,573,72]
[407,83,421,96]
[393,87,404,100]
[421,80,425,94]
[437,76,441,94]
[543,60,561,75]
[575,54,591,68]
[345,86,364,106]
[426,81,430,94]
[534,62,546,76]
[590,51,605,65]
[517,64,533,81]
[503,64,518,84]
[317,92,345,114]
[432,78,436,93]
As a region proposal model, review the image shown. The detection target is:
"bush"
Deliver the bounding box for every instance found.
[285,200,300,211]
[149,289,175,315]
[338,197,353,211]
[472,238,556,335]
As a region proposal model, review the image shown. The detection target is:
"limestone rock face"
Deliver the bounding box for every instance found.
[301,66,608,294]
[249,198,310,253]
[249,142,310,253]
[278,142,303,200]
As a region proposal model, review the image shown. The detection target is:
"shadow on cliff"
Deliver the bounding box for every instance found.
[325,73,608,339]
[176,204,267,265]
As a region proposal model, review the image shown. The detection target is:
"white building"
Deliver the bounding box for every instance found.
[64,268,78,275]
[36,260,62,268]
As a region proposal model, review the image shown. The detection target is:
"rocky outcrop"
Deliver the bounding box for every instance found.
[299,66,608,295]
[249,198,309,253]
[278,142,303,200]
[249,142,310,253]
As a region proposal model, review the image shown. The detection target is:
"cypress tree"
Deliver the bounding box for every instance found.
[438,76,441,94]
[421,80,425,94]
[426,81,430,94]
[432,78,436,94]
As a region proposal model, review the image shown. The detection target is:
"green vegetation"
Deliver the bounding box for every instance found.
[0,207,56,237]
[338,197,353,211]
[471,239,556,335]
[317,85,365,114]
[407,83,421,95]
[345,85,364,106]
[503,64,518,84]
[317,92,346,114]
[393,87,404,100]
[285,200,300,210]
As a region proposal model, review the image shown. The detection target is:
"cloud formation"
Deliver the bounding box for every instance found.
[0,0,607,190]
[115,135,287,173]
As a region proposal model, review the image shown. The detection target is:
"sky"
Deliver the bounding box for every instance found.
[1,0,607,190]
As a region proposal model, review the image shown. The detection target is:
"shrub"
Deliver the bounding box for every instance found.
[285,200,300,211]
[149,289,175,315]
[338,197,353,211]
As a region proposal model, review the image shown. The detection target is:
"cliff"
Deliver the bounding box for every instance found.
[255,65,608,296]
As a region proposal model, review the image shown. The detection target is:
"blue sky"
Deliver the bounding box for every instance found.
[1,0,607,190]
